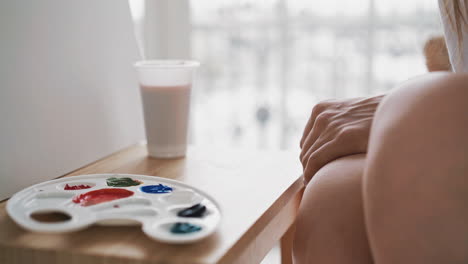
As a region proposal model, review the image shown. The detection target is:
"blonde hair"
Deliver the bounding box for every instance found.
[443,0,468,44]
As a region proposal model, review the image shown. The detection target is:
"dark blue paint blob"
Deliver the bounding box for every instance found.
[140,184,173,194]
[170,222,202,234]
[177,203,206,218]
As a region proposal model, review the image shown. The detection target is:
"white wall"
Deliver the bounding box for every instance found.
[143,0,191,59]
[0,0,144,200]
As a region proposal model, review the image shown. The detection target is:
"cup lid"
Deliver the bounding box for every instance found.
[134,60,200,69]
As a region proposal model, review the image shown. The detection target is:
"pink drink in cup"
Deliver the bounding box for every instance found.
[134,60,200,158]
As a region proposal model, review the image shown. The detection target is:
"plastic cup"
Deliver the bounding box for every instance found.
[134,60,200,158]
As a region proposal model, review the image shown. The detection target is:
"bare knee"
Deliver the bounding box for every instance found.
[367,72,468,183]
[366,72,468,206]
[293,154,371,264]
[366,72,468,190]
[364,73,468,263]
[374,72,468,132]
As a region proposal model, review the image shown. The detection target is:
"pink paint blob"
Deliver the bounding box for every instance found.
[72,188,133,206]
[64,184,92,190]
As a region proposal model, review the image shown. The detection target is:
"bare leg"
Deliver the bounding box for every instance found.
[293,154,373,264]
[364,73,468,263]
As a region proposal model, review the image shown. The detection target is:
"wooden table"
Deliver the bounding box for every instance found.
[0,144,304,264]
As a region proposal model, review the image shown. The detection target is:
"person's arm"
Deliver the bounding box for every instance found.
[300,34,452,184]
[299,31,454,183]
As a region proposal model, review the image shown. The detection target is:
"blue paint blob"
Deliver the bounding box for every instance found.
[140,184,173,194]
[170,222,202,234]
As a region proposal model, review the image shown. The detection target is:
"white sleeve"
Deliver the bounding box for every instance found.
[439,0,468,72]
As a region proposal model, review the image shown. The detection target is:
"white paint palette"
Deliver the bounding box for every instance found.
[6,174,221,244]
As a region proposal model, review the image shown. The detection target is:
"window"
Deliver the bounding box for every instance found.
[134,0,441,151]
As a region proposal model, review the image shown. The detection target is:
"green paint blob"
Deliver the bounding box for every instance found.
[106,177,142,187]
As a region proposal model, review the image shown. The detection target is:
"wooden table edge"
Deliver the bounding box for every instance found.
[217,176,304,264]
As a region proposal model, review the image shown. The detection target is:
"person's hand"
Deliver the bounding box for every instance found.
[423,36,451,72]
[300,95,383,183]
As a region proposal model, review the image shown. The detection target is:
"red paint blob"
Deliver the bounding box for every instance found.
[64,184,92,190]
[72,188,133,206]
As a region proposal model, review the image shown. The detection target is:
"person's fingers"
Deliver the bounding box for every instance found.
[301,126,337,168]
[300,103,328,148]
[300,116,315,148]
[303,139,351,184]
[299,111,333,161]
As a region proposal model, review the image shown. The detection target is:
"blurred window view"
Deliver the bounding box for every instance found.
[133,0,442,151]
[190,0,441,150]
